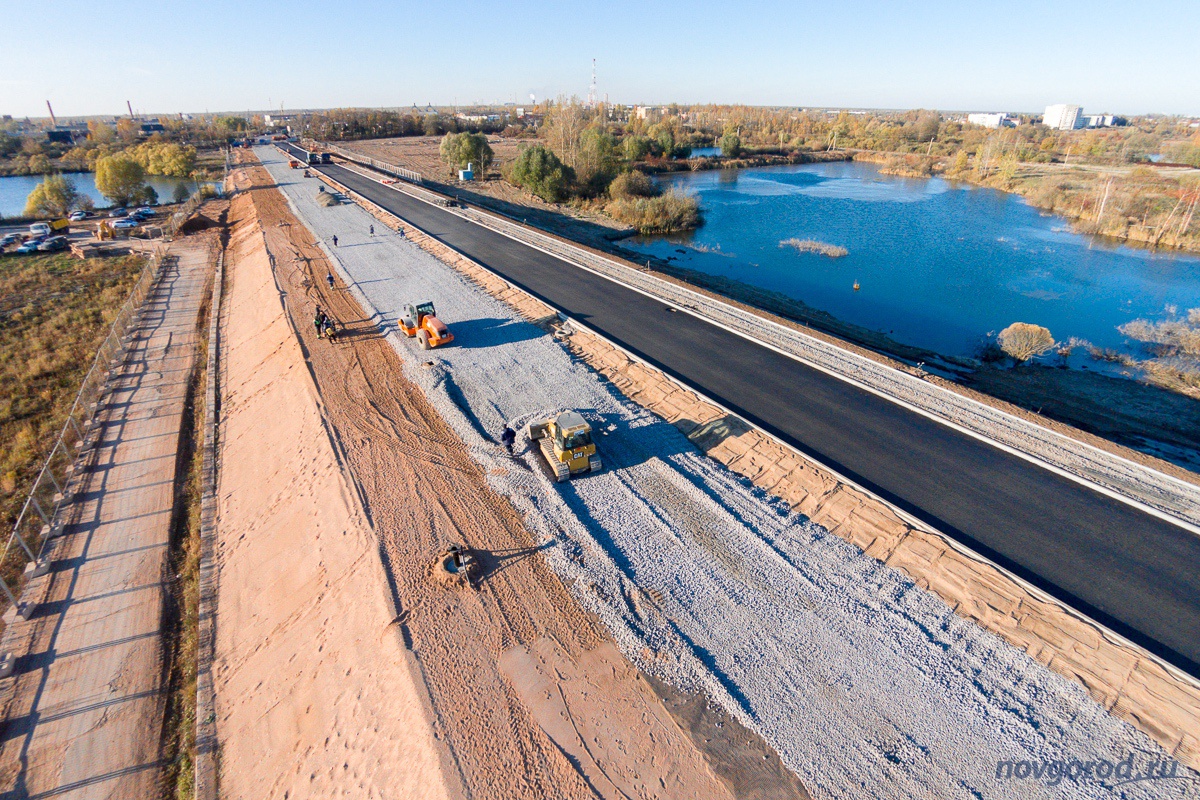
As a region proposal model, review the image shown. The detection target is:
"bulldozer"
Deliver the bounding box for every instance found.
[528,411,602,482]
[399,301,454,349]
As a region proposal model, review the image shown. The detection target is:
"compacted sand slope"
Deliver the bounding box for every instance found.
[213,194,452,800]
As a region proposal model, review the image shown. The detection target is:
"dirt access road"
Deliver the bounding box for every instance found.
[229,155,806,799]
[0,235,217,798]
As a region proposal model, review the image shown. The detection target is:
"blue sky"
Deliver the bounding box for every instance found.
[2,0,1197,118]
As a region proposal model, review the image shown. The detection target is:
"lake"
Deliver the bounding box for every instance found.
[0,172,218,218]
[627,162,1200,360]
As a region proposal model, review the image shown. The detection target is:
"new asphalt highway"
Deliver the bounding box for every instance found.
[297,147,1200,675]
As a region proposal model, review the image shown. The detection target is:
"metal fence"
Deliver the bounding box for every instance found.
[0,238,176,616]
[309,140,423,185]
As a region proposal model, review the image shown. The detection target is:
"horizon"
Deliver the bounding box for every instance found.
[2,0,1198,119]
[7,103,1196,126]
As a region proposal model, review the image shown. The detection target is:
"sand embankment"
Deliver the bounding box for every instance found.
[212,190,451,799]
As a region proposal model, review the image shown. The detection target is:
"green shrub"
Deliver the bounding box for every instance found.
[622,135,653,162]
[719,131,742,158]
[508,145,574,202]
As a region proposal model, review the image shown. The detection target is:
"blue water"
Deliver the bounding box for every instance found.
[627,162,1200,359]
[0,172,217,217]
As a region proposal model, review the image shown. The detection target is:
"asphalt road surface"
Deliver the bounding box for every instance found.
[294,147,1200,676]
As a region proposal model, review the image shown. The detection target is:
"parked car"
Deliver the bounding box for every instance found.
[68,211,88,222]
[130,209,155,220]
[16,237,46,254]
[37,236,69,252]
[29,222,52,237]
[0,232,23,248]
[108,208,128,218]
[111,218,140,230]
[133,206,154,216]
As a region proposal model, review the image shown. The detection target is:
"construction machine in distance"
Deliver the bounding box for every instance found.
[399,301,454,349]
[528,411,602,482]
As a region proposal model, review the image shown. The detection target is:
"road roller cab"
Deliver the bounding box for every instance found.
[399,301,454,349]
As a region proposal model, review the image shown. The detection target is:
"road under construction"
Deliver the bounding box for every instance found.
[278,141,1200,677]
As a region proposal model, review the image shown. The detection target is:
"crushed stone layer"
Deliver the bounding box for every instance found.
[259,146,1196,799]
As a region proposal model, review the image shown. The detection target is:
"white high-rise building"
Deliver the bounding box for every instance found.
[967,112,1011,128]
[1043,104,1083,131]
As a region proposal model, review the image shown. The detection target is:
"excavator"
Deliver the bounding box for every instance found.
[399,301,454,349]
[528,411,602,482]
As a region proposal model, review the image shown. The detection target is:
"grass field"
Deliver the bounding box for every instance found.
[0,251,145,593]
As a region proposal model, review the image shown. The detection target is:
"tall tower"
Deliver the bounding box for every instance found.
[587,59,597,107]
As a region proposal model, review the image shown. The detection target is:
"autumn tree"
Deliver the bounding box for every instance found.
[87,120,115,143]
[127,141,197,178]
[61,146,92,172]
[439,132,493,174]
[949,149,970,175]
[27,154,51,174]
[575,126,618,193]
[116,118,139,142]
[541,99,591,168]
[998,322,1055,365]
[23,174,80,217]
[94,154,146,206]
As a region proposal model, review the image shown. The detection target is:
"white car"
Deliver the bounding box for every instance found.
[111,218,140,230]
[69,211,88,222]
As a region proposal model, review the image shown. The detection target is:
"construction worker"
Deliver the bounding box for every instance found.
[326,272,335,290]
[331,234,338,247]
[314,307,327,338]
[501,426,517,455]
[322,317,337,342]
